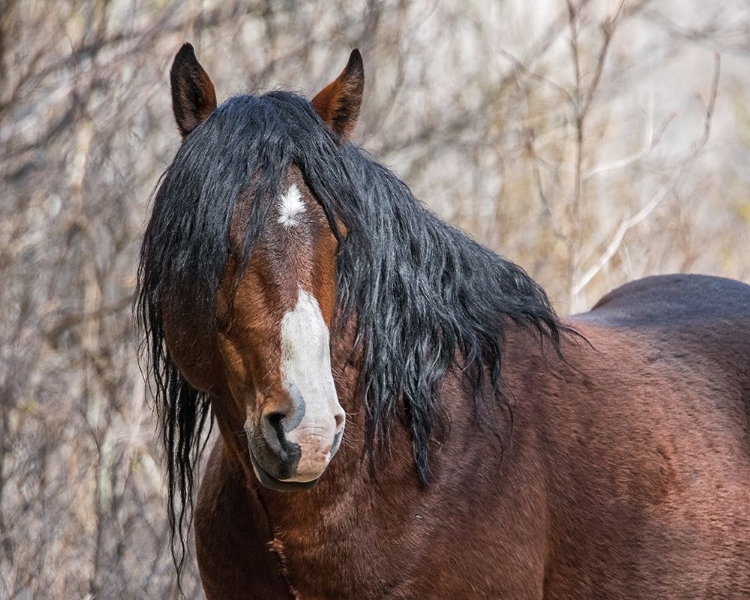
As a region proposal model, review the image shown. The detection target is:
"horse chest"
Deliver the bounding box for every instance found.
[268,518,406,599]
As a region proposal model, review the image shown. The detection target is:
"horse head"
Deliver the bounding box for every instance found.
[155,44,364,491]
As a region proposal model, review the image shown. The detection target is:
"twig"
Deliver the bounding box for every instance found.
[500,49,575,106]
[582,112,675,181]
[694,52,721,152]
[45,295,134,341]
[573,52,721,296]
[573,184,669,295]
[580,0,626,118]
[565,0,629,306]
[509,61,571,246]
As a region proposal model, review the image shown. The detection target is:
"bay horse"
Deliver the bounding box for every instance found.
[138,44,750,599]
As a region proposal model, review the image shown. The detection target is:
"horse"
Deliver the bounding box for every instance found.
[137,44,750,599]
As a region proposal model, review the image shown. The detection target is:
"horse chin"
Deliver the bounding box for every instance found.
[249,451,321,492]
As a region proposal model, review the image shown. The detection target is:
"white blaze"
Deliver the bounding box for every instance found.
[279,288,344,481]
[277,184,306,227]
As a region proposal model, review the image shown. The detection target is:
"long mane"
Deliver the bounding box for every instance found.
[137,91,565,570]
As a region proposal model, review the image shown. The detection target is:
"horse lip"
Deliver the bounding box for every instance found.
[248,448,320,492]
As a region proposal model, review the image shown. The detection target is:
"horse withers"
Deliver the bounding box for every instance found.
[137,44,750,599]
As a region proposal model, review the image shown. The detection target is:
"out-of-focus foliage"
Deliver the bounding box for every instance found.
[1,0,748,597]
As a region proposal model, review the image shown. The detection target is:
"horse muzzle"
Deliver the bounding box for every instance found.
[247,403,345,491]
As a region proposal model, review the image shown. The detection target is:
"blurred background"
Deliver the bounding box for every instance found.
[2,0,749,597]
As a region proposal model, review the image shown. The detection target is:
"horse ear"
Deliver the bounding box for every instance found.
[311,49,364,140]
[170,43,217,138]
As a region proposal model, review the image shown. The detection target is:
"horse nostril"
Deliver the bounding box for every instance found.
[334,411,345,433]
[261,411,288,454]
[266,411,284,433]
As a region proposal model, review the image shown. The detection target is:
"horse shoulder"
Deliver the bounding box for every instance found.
[501,304,750,597]
[195,438,294,600]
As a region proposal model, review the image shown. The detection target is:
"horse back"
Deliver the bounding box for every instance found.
[570,274,750,462]
[579,273,750,330]
[575,274,750,396]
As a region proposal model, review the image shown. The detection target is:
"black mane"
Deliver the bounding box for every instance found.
[137,91,565,571]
